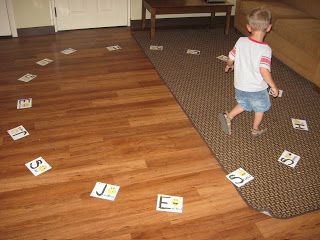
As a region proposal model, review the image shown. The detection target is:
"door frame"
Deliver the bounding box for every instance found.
[4,0,18,37]
[50,0,131,32]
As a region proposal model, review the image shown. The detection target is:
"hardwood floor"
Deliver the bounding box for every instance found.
[0,27,319,240]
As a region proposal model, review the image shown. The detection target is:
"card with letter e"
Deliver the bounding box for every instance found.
[36,58,53,66]
[61,48,77,55]
[156,194,183,213]
[226,168,254,187]
[106,45,122,51]
[25,157,52,176]
[187,49,200,55]
[291,118,308,131]
[18,73,37,82]
[7,125,29,140]
[17,98,32,109]
[90,182,120,201]
[278,150,301,168]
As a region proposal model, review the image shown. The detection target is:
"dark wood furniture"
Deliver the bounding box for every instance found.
[142,0,234,38]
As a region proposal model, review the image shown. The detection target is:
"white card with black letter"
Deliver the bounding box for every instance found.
[216,55,228,62]
[90,182,120,201]
[150,45,163,51]
[187,49,200,55]
[291,119,308,131]
[25,157,52,176]
[36,58,53,66]
[7,125,29,140]
[278,150,301,168]
[18,73,37,82]
[156,194,183,213]
[17,98,32,109]
[61,48,77,55]
[226,168,254,187]
[106,45,121,51]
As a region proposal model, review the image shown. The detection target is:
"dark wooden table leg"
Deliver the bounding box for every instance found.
[225,7,231,35]
[210,11,215,28]
[142,1,146,30]
[150,9,156,38]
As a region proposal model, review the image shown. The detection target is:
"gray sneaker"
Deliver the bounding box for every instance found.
[218,112,231,135]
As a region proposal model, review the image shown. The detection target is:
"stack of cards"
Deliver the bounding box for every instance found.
[216,55,228,62]
[106,45,122,51]
[90,182,120,201]
[36,58,53,66]
[150,45,163,51]
[226,168,254,187]
[278,150,301,168]
[17,98,32,109]
[291,118,308,131]
[156,194,183,213]
[18,73,37,83]
[61,48,77,55]
[187,49,200,55]
[7,125,29,140]
[25,157,52,176]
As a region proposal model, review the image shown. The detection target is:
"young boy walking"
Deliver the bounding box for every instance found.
[219,7,279,137]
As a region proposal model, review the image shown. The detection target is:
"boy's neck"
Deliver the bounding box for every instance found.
[250,30,267,42]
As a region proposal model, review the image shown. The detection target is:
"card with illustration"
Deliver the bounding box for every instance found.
[17,98,32,109]
[226,168,254,187]
[156,194,183,213]
[7,125,29,140]
[106,45,122,51]
[216,55,228,62]
[150,45,163,51]
[90,182,120,201]
[18,73,37,82]
[61,48,77,55]
[269,88,283,97]
[36,58,53,66]
[278,150,301,168]
[187,49,200,55]
[291,118,308,131]
[25,157,52,176]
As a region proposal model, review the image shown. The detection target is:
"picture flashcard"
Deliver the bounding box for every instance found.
[25,157,52,176]
[61,48,77,55]
[278,150,301,168]
[7,125,29,140]
[36,58,53,66]
[150,45,164,51]
[187,49,200,55]
[291,118,308,131]
[226,168,254,187]
[156,194,183,213]
[269,88,283,97]
[106,45,122,51]
[17,98,32,109]
[216,55,228,62]
[18,73,37,83]
[90,182,120,201]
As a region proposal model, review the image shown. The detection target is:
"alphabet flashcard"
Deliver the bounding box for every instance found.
[17,98,32,109]
[156,194,183,213]
[90,182,120,201]
[278,150,301,168]
[25,157,52,176]
[150,45,163,51]
[187,49,200,55]
[106,45,122,51]
[36,58,53,66]
[18,73,37,82]
[226,168,254,188]
[216,55,228,62]
[291,119,308,131]
[7,125,29,140]
[61,48,77,55]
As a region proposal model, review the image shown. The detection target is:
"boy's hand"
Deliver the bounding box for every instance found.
[225,65,234,73]
[269,86,279,97]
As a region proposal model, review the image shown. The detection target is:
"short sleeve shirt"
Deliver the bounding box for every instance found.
[229,37,272,92]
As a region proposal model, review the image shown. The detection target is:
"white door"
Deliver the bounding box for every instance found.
[0,0,12,36]
[54,0,128,31]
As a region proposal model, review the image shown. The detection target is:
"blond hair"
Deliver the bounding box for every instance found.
[247,8,272,31]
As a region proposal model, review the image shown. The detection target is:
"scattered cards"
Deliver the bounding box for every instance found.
[269,88,283,97]
[278,150,301,168]
[291,118,308,131]
[25,157,52,176]
[7,125,29,140]
[226,168,254,187]
[106,45,122,51]
[17,98,32,109]
[61,48,77,55]
[150,45,163,51]
[187,49,200,55]
[90,182,120,201]
[36,58,53,66]
[156,194,183,213]
[18,73,37,83]
[216,55,228,62]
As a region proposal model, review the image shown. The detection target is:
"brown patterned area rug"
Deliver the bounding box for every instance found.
[133,28,320,218]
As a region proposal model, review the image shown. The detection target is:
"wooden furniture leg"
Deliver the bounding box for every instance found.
[142,1,146,30]
[225,7,231,35]
[210,11,215,28]
[150,10,156,38]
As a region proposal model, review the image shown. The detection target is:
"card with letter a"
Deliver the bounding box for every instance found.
[61,48,77,55]
[90,182,120,201]
[17,98,32,109]
[25,157,52,176]
[291,118,308,131]
[226,168,254,187]
[36,58,53,66]
[156,194,183,213]
[106,45,122,51]
[7,125,29,140]
[187,49,200,55]
[278,150,301,168]
[18,73,37,82]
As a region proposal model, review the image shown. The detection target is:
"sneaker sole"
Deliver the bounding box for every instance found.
[218,113,231,135]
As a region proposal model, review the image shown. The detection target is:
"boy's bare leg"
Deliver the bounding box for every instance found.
[253,112,264,130]
[228,104,245,120]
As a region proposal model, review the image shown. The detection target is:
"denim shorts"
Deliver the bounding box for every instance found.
[235,88,271,112]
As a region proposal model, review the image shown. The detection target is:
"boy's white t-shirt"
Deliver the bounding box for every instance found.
[229,37,272,92]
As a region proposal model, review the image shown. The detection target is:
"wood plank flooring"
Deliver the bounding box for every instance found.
[0,27,319,240]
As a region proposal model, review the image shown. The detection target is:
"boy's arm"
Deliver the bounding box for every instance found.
[225,58,234,72]
[260,67,279,97]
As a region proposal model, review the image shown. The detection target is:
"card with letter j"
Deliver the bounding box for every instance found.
[90,182,120,201]
[7,125,29,140]
[17,98,32,109]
